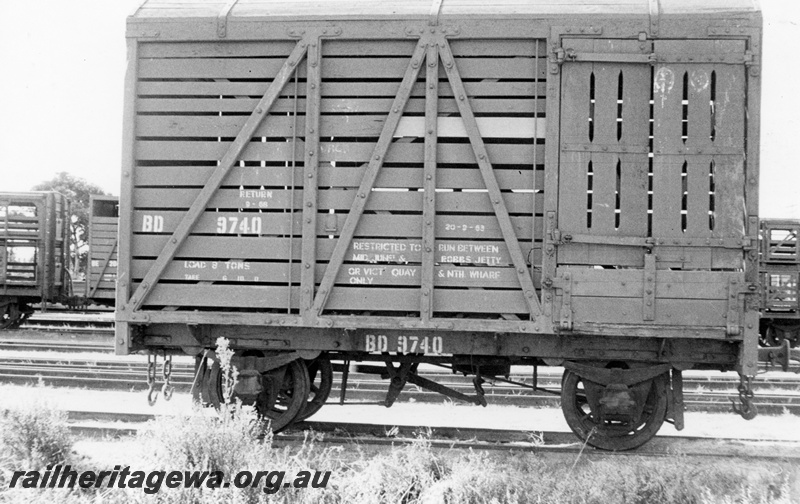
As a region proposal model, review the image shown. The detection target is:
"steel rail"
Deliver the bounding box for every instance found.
[1,357,798,414]
[58,410,800,460]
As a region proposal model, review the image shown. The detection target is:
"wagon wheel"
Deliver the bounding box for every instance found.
[561,369,668,451]
[762,324,783,347]
[249,359,310,431]
[198,354,222,407]
[198,354,309,432]
[788,328,800,348]
[294,357,333,422]
[0,303,27,330]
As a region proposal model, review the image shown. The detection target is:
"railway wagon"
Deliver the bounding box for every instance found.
[759,219,800,347]
[1,192,71,328]
[85,195,119,305]
[118,0,763,449]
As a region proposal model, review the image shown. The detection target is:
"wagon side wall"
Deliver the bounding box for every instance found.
[116,1,761,373]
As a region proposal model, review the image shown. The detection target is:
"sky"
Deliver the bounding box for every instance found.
[0,1,797,218]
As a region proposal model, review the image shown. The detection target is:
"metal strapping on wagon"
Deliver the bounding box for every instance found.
[429,0,443,27]
[648,0,661,38]
[300,32,326,322]
[216,0,239,38]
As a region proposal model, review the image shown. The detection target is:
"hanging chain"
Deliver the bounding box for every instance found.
[162,354,174,401]
[146,353,159,406]
[731,374,757,420]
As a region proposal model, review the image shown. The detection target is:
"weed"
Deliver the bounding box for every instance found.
[0,401,73,469]
[215,336,238,405]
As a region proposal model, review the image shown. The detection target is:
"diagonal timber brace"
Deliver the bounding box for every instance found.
[311,34,542,319]
[311,40,428,315]
[439,40,542,317]
[88,238,117,299]
[125,40,309,312]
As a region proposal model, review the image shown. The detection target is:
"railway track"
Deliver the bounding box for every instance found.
[1,353,798,414]
[61,410,800,460]
[15,311,115,333]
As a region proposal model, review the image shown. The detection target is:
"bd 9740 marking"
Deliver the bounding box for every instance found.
[365,334,444,355]
[216,216,263,235]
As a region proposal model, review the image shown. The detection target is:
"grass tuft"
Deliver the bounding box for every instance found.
[0,401,73,469]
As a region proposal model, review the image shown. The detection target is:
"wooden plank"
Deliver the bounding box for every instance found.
[394,117,545,139]
[135,140,544,165]
[132,188,543,214]
[590,53,621,234]
[652,60,685,238]
[556,244,643,267]
[138,115,546,139]
[557,48,592,237]
[90,225,118,233]
[589,152,618,233]
[710,64,746,238]
[89,232,117,240]
[136,97,545,115]
[138,57,545,80]
[137,80,546,98]
[141,283,529,313]
[87,281,116,288]
[135,165,543,190]
[686,155,712,236]
[131,211,538,240]
[564,268,732,299]
[132,235,539,266]
[616,59,651,238]
[570,297,728,326]
[144,283,294,309]
[132,260,523,289]
[89,237,118,246]
[686,65,713,152]
[139,39,544,59]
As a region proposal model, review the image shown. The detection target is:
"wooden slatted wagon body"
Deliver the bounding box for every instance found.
[1,191,71,327]
[85,195,119,305]
[118,0,763,449]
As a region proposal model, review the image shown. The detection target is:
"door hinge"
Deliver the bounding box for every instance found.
[726,278,742,336]
[551,273,573,330]
[643,254,656,321]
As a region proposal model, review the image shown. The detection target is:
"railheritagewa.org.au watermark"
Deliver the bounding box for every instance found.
[8,465,331,494]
